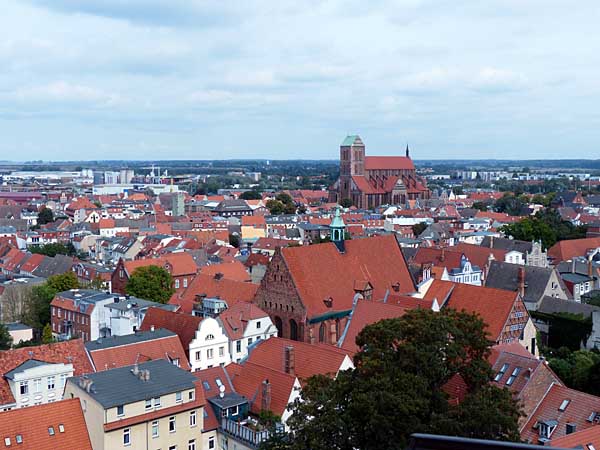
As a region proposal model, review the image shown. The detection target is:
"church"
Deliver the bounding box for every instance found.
[329,135,430,209]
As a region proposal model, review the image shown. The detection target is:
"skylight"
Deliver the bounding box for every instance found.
[559,399,571,411]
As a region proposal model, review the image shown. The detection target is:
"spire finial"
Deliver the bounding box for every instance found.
[405,143,410,158]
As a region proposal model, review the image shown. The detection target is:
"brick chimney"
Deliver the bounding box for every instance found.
[440,247,445,262]
[518,267,526,298]
[261,379,271,412]
[284,346,295,375]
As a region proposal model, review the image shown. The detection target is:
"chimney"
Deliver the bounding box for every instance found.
[284,346,295,375]
[440,248,445,262]
[214,272,224,281]
[85,380,94,393]
[261,379,272,412]
[490,235,494,248]
[588,259,594,278]
[518,267,526,298]
[571,259,576,274]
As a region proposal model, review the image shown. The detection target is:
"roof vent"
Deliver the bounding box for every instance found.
[323,297,333,308]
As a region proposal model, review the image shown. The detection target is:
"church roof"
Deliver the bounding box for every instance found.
[341,135,363,146]
[364,156,414,171]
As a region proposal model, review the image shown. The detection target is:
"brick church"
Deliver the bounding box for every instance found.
[254,209,416,344]
[329,135,430,209]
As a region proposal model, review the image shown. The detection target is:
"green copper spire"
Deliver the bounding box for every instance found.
[330,206,346,252]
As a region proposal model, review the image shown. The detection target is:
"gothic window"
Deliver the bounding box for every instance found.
[319,322,326,343]
[290,319,299,341]
[274,316,283,337]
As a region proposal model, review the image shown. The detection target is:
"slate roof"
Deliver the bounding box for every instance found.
[485,261,558,303]
[480,236,533,253]
[70,359,196,408]
[0,398,93,450]
[4,359,48,379]
[537,296,600,318]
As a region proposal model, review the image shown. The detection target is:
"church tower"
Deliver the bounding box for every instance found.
[339,135,365,202]
[330,206,346,253]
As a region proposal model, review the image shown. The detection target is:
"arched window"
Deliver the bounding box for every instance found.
[289,319,299,341]
[274,316,283,337]
[206,334,214,340]
[319,322,326,343]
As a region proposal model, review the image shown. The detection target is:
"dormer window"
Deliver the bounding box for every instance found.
[559,399,570,411]
[538,420,557,439]
[494,363,509,382]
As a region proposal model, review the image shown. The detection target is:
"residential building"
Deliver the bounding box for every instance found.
[0,398,93,449]
[104,295,177,337]
[64,359,204,450]
[188,317,231,371]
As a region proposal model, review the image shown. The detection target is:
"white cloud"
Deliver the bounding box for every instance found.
[11,81,123,107]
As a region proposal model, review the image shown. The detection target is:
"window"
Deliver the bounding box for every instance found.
[175,279,180,289]
[15,435,22,444]
[219,346,224,357]
[117,405,124,416]
[153,397,161,407]
[58,424,64,433]
[506,368,521,386]
[19,381,28,395]
[256,321,261,329]
[188,390,195,401]
[207,349,213,359]
[123,428,131,446]
[215,378,223,388]
[60,373,67,388]
[145,399,152,410]
[176,391,182,403]
[202,381,210,390]
[169,446,177,450]
[169,416,176,433]
[172,358,180,367]
[47,376,55,390]
[230,405,238,416]
[559,399,571,411]
[188,440,196,450]
[48,427,55,436]
[248,338,253,346]
[236,340,241,353]
[151,420,159,438]
[494,363,509,382]
[4,438,10,446]
[183,278,188,288]
[190,410,197,427]
[208,436,215,449]
[195,351,201,361]
[206,334,214,340]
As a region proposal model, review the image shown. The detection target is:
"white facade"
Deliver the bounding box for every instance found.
[5,361,73,409]
[228,317,278,363]
[448,255,482,286]
[505,250,525,265]
[189,318,231,371]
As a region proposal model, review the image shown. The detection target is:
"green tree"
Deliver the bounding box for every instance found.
[30,242,76,257]
[547,348,600,395]
[261,309,521,450]
[229,233,240,248]
[266,200,285,215]
[412,222,428,237]
[89,276,106,291]
[340,198,353,208]
[0,324,12,350]
[37,207,54,225]
[275,192,294,206]
[240,190,262,200]
[41,323,54,344]
[125,266,175,304]
[472,201,488,212]
[23,272,80,330]
[47,272,79,292]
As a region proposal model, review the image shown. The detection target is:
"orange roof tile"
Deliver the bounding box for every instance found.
[124,252,198,277]
[364,156,414,170]
[139,307,202,354]
[550,424,600,448]
[0,399,93,450]
[200,261,250,282]
[548,237,600,262]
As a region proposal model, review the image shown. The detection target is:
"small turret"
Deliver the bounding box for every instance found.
[330,206,346,253]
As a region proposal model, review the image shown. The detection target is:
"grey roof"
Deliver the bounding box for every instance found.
[559,272,593,284]
[85,328,176,352]
[480,236,533,254]
[56,289,114,303]
[537,296,600,318]
[214,199,251,212]
[4,322,32,331]
[208,392,247,409]
[69,359,196,408]
[5,359,51,379]
[32,254,73,278]
[485,261,557,304]
[105,296,177,312]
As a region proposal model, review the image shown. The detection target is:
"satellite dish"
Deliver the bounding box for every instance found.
[219,385,225,398]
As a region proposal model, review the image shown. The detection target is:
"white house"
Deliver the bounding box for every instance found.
[5,360,72,408]
[189,317,231,371]
[104,295,177,337]
[448,254,482,286]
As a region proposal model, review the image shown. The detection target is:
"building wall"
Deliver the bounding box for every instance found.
[189,318,231,371]
[228,318,278,363]
[8,363,72,408]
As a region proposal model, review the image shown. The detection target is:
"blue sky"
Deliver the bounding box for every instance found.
[1,0,600,160]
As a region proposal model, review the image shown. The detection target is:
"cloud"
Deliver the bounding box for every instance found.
[10,81,123,107]
[470,67,528,93]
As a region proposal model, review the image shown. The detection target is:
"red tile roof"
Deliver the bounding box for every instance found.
[229,362,297,417]
[18,253,45,273]
[241,216,266,227]
[193,366,234,431]
[452,242,507,268]
[521,383,600,444]
[279,234,416,318]
[0,340,93,406]
[246,337,351,383]
[0,398,93,450]
[139,307,202,354]
[548,237,600,263]
[244,253,270,268]
[86,333,190,372]
[219,302,272,341]
[124,252,198,277]
[422,279,456,304]
[550,424,600,448]
[200,261,250,282]
[170,273,258,314]
[364,156,415,170]
[338,300,408,353]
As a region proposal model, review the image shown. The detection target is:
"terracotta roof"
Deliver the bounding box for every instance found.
[440,282,520,342]
[0,340,93,406]
[229,362,297,416]
[521,383,600,444]
[338,299,408,353]
[220,302,272,341]
[193,366,234,431]
[241,216,266,227]
[244,253,270,268]
[0,398,93,450]
[550,424,600,448]
[422,279,456,305]
[98,218,115,228]
[246,337,351,383]
[279,234,416,318]
[200,261,250,282]
[548,237,600,262]
[86,332,190,372]
[19,253,45,273]
[364,156,415,171]
[452,242,507,268]
[351,175,400,195]
[170,273,258,314]
[139,307,202,353]
[123,252,198,277]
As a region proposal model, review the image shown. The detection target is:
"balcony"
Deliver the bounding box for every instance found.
[221,418,283,449]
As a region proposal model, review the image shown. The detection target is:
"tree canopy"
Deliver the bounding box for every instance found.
[30,242,77,257]
[240,190,262,200]
[37,207,54,225]
[260,309,521,450]
[0,324,12,350]
[125,265,175,304]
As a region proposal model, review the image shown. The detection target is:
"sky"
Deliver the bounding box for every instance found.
[1,0,600,161]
